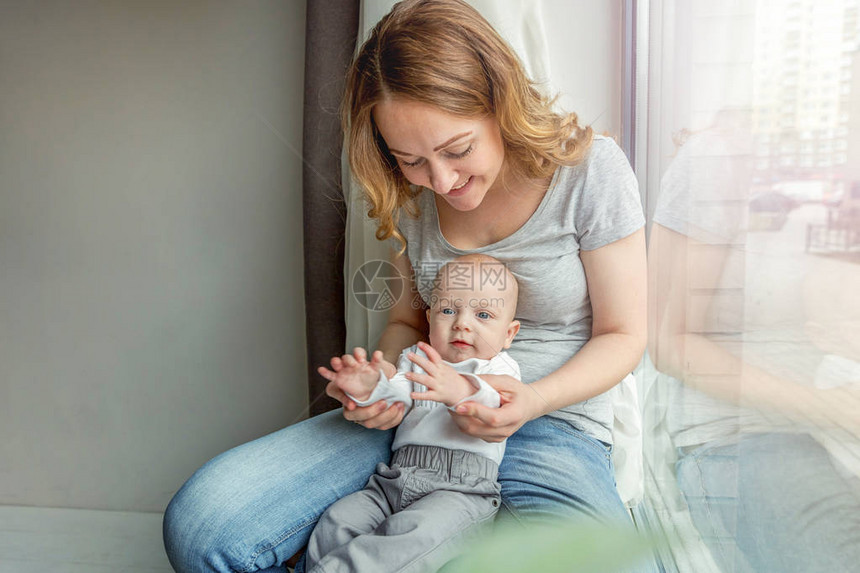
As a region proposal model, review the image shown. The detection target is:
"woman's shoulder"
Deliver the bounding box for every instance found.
[552,135,635,195]
[588,133,620,151]
[550,135,643,250]
[395,188,435,247]
[572,134,628,172]
[550,135,630,190]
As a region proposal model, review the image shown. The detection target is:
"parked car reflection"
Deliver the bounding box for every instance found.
[749,190,797,231]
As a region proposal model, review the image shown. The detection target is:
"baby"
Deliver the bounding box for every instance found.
[306,253,521,573]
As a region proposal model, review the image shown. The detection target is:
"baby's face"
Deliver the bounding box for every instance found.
[426,281,519,362]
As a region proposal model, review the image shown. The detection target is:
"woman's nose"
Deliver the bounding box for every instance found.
[428,162,458,194]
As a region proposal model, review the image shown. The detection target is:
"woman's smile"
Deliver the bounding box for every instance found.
[446,176,473,197]
[372,98,506,212]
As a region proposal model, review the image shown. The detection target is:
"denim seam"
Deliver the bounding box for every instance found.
[499,496,527,525]
[691,452,732,569]
[239,515,317,573]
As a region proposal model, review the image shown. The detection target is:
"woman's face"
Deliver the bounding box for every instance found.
[372,98,506,212]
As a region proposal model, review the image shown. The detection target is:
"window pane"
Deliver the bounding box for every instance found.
[643,1,860,571]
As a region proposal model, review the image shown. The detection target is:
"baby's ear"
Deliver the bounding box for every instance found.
[426,308,431,323]
[503,320,521,348]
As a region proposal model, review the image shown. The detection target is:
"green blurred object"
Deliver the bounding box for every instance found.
[443,519,656,573]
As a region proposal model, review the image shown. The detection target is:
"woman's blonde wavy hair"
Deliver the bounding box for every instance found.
[342,0,593,250]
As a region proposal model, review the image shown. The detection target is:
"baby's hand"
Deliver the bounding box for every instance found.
[406,341,475,407]
[318,348,389,402]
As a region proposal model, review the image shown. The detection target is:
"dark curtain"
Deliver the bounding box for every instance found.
[302,0,360,416]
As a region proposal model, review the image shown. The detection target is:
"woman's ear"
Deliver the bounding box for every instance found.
[503,320,521,348]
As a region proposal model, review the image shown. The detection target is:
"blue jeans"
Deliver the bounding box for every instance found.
[677,433,860,573]
[163,411,654,573]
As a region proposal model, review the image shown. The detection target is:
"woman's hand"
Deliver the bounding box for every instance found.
[448,375,547,442]
[807,384,860,439]
[320,348,404,430]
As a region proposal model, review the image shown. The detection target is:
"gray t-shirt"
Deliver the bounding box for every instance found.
[398,135,645,444]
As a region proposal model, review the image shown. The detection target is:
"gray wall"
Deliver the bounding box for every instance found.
[0,1,309,512]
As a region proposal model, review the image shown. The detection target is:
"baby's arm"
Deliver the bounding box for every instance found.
[406,342,504,408]
[345,348,415,410]
[318,349,395,402]
[437,350,522,411]
[454,375,501,408]
[456,351,522,408]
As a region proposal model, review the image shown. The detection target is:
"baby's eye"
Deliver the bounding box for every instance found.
[476,311,491,320]
[441,308,455,315]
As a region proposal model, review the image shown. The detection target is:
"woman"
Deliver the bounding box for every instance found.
[164,1,650,571]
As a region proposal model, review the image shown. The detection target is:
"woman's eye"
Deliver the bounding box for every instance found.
[441,308,455,315]
[398,145,472,168]
[447,145,473,159]
[476,311,491,320]
[400,157,424,168]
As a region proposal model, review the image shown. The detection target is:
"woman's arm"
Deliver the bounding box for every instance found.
[649,223,860,436]
[325,249,429,429]
[376,249,429,363]
[452,229,648,440]
[527,227,648,415]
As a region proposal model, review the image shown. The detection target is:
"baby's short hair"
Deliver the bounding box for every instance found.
[432,254,519,318]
